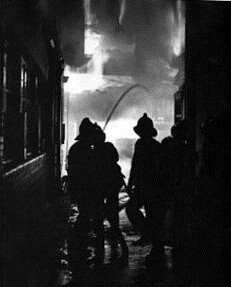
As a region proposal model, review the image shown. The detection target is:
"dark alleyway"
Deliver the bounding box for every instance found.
[1,2,230,287]
[57,193,173,287]
[54,187,229,287]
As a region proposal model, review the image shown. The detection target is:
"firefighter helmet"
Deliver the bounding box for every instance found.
[171,119,190,140]
[133,113,157,137]
[75,117,94,140]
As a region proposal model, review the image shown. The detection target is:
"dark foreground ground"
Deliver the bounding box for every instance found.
[57,192,223,287]
[57,204,173,287]
[5,191,227,287]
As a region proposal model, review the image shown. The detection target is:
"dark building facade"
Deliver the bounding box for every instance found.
[184,1,230,152]
[0,1,67,285]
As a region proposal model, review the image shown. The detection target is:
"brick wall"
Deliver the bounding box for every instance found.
[1,153,62,285]
[2,154,57,265]
[3,154,49,231]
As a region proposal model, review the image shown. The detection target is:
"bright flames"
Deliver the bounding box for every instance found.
[64,29,109,94]
[170,0,185,57]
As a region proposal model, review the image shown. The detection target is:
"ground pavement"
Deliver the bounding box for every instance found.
[56,193,174,287]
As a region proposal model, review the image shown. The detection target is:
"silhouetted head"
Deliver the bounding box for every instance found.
[201,113,230,140]
[134,113,158,138]
[171,119,190,141]
[75,117,94,141]
[93,123,106,145]
[200,117,215,138]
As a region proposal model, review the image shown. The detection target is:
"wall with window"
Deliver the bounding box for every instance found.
[1,41,52,173]
[0,1,65,284]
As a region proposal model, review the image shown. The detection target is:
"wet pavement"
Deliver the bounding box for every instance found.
[56,193,174,287]
[34,190,229,287]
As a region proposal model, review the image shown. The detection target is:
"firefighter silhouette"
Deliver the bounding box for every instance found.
[68,117,95,213]
[92,123,128,261]
[68,118,128,267]
[67,118,97,268]
[161,119,195,280]
[125,113,167,275]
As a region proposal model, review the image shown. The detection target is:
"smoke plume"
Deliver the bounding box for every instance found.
[60,0,185,178]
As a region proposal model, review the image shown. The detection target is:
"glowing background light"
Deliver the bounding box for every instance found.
[84,29,101,55]
[64,28,110,94]
[104,118,138,140]
[119,0,126,25]
[61,0,183,179]
[64,69,106,94]
[170,0,185,57]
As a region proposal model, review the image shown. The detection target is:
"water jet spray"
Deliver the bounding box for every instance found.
[103,84,149,131]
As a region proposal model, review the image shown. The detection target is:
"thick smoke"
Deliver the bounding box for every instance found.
[56,0,184,76]
[60,0,184,178]
[63,0,183,121]
[66,81,173,124]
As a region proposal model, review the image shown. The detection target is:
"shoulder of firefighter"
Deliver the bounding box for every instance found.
[104,141,119,162]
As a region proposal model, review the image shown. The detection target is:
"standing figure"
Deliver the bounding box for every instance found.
[161,119,195,283]
[125,113,167,251]
[68,118,95,220]
[67,118,95,270]
[92,123,128,261]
